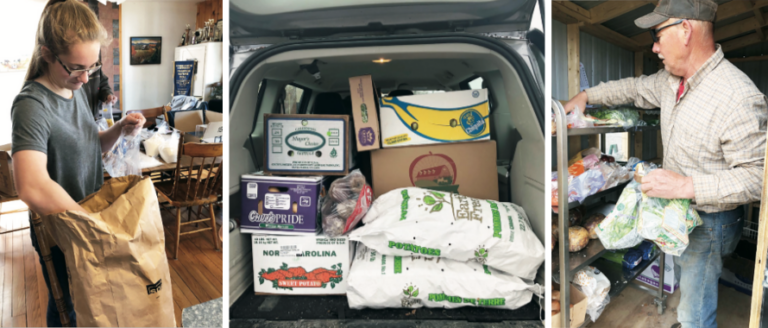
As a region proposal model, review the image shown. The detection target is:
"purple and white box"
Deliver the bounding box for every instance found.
[635,253,679,294]
[241,173,324,235]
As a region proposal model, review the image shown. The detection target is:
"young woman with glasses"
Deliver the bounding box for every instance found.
[10,0,145,326]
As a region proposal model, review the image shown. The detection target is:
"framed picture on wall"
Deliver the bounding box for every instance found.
[130,37,162,65]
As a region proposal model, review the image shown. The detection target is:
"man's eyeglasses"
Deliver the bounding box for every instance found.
[54,54,101,77]
[650,19,686,43]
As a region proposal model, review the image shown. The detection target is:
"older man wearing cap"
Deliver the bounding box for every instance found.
[564,0,767,327]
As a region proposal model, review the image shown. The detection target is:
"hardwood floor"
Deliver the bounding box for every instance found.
[0,200,222,327]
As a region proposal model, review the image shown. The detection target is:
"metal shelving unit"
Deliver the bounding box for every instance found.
[556,125,661,137]
[553,100,666,328]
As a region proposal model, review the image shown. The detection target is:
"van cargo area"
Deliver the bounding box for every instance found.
[228,34,545,325]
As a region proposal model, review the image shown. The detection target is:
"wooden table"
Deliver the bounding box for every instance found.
[104,153,221,178]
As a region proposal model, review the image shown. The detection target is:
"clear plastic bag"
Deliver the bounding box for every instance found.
[596,180,644,250]
[155,119,172,134]
[97,118,142,177]
[583,154,600,171]
[617,108,640,127]
[573,266,611,322]
[159,130,181,163]
[320,169,372,236]
[566,106,594,129]
[143,132,164,158]
[625,157,641,171]
[598,162,631,191]
[568,169,605,203]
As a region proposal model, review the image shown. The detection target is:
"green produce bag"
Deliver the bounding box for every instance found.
[595,181,644,250]
[636,194,703,256]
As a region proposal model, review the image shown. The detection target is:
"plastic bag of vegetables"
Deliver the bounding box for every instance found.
[588,108,641,128]
[636,190,703,256]
[595,180,644,250]
[633,163,703,256]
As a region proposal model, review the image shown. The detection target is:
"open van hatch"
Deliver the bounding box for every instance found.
[228,32,545,326]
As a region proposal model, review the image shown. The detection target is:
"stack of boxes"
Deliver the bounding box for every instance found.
[244,114,352,295]
[244,74,499,296]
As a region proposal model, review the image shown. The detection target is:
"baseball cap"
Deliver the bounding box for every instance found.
[635,0,717,29]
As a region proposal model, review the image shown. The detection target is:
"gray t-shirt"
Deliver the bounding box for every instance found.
[11,81,103,202]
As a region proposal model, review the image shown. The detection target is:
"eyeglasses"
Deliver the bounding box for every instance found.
[54,54,101,77]
[650,19,686,43]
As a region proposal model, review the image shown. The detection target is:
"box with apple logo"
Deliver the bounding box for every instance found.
[369,141,498,200]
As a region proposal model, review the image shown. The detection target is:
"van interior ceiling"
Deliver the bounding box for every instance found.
[228,43,546,299]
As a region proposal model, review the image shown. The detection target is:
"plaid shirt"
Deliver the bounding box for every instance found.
[586,45,768,213]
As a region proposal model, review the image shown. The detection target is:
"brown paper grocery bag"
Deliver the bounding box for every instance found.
[42,175,175,327]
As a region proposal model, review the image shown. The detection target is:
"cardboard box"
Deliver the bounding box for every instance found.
[552,283,588,328]
[264,114,349,176]
[0,144,15,197]
[379,89,490,148]
[173,110,205,133]
[252,233,352,295]
[370,140,498,200]
[201,121,223,143]
[635,253,679,294]
[348,75,381,151]
[241,173,324,235]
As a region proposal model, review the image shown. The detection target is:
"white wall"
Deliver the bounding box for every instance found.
[0,0,47,146]
[122,1,197,111]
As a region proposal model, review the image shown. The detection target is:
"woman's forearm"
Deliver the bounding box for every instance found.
[18,178,88,216]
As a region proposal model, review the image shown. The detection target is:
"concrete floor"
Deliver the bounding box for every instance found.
[588,282,750,328]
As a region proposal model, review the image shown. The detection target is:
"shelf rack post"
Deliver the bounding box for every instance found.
[554,99,571,328]
[655,251,667,314]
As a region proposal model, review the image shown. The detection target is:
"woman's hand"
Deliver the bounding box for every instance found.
[120,113,146,137]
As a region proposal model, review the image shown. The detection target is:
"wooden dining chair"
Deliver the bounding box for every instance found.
[152,133,222,259]
[30,212,71,327]
[125,105,170,128]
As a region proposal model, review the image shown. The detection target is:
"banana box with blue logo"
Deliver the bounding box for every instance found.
[264,114,349,176]
[379,89,490,148]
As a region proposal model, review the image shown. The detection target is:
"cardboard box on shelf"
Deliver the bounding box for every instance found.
[552,283,588,328]
[0,144,16,197]
[348,75,381,151]
[370,140,498,200]
[379,89,490,148]
[252,233,352,295]
[241,173,324,235]
[635,253,679,294]
[264,114,349,176]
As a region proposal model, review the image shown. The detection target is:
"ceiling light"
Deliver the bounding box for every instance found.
[372,58,391,64]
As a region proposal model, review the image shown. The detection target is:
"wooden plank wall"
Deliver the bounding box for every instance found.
[196,0,222,30]
[749,127,768,327]
[567,23,583,158]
